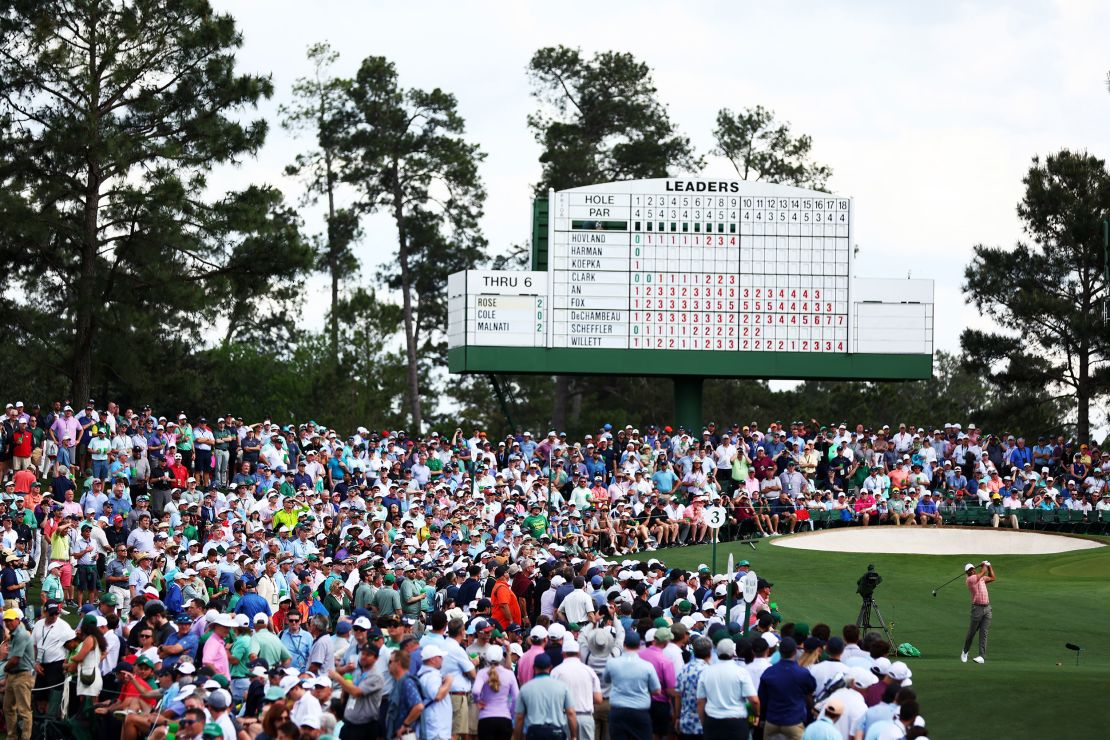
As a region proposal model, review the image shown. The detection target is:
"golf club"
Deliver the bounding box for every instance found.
[1065,643,1082,666]
[931,571,965,597]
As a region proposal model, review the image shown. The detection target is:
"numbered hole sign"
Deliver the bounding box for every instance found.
[702,506,727,529]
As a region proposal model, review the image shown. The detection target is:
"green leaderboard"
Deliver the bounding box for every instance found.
[447,346,931,380]
[448,178,934,427]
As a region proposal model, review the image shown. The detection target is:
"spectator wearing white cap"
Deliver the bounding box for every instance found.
[558,576,596,626]
[551,637,601,740]
[696,638,759,740]
[518,625,548,685]
[472,644,519,740]
[417,643,454,740]
[290,676,323,732]
[802,697,843,740]
[206,688,236,740]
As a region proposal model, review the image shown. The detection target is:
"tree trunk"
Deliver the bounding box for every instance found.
[391,163,423,433]
[552,375,568,432]
[324,139,339,367]
[1077,347,1089,441]
[73,187,98,405]
[73,12,101,406]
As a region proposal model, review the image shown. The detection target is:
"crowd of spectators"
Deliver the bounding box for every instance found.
[0,399,1104,740]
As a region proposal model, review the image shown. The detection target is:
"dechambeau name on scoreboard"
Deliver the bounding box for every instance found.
[568,311,623,321]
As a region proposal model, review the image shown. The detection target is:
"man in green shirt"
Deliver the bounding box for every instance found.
[352,568,377,612]
[229,616,253,703]
[371,574,401,619]
[213,420,236,488]
[427,453,444,483]
[249,616,291,668]
[399,565,425,619]
[3,607,34,740]
[41,562,64,604]
[523,504,549,539]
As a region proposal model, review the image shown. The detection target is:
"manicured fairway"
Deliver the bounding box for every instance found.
[632,531,1110,740]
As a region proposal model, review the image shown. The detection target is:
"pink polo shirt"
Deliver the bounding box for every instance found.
[202,633,231,678]
[966,573,990,606]
[639,644,675,704]
[516,644,546,685]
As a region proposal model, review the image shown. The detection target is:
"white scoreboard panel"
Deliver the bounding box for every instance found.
[548,179,851,353]
[447,270,547,348]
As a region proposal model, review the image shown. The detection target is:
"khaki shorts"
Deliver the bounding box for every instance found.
[764,721,804,740]
[451,692,477,735]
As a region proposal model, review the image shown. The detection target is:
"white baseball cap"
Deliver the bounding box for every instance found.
[529,625,549,640]
[421,645,446,661]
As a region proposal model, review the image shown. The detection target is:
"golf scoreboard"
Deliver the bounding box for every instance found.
[448,179,933,381]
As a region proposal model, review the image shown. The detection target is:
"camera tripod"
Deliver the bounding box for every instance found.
[856,596,894,651]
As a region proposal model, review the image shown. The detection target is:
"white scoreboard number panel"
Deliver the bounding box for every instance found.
[549,180,852,353]
[448,270,548,348]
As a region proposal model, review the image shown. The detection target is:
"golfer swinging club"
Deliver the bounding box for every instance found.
[961,560,995,664]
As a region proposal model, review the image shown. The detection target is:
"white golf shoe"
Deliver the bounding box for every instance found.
[960,652,968,662]
[973,656,985,664]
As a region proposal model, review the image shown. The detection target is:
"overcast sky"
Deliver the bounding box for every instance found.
[214,0,1110,364]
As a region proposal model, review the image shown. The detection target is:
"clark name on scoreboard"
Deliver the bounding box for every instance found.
[448,179,934,380]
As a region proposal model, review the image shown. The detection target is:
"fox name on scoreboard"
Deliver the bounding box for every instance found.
[548,179,851,352]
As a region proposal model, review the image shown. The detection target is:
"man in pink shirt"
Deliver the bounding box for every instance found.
[683,497,708,545]
[640,627,677,740]
[516,625,548,685]
[961,561,996,664]
[854,492,878,526]
[49,406,81,472]
[202,613,235,678]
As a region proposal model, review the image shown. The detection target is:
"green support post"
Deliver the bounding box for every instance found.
[673,376,704,434]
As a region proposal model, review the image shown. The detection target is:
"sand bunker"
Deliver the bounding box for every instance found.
[770,527,1104,555]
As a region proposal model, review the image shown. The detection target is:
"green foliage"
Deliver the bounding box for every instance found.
[280,42,360,362]
[961,149,1110,439]
[712,105,832,189]
[525,45,702,430]
[527,45,703,193]
[335,55,487,432]
[0,0,312,403]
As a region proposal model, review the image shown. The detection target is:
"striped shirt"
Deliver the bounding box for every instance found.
[966,573,990,605]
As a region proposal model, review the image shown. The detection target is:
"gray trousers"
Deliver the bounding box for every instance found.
[963,603,992,656]
[575,714,595,740]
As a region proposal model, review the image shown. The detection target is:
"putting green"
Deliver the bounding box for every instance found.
[631,534,1110,740]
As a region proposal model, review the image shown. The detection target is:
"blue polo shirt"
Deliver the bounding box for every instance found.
[602,652,660,710]
[652,469,678,493]
[233,592,272,622]
[757,657,816,726]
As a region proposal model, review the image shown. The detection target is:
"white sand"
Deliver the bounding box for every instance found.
[770,527,1104,555]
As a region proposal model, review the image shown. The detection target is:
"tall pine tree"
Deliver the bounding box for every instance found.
[0,0,311,402]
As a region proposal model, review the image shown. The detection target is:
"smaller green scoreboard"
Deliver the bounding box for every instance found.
[448,179,934,380]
